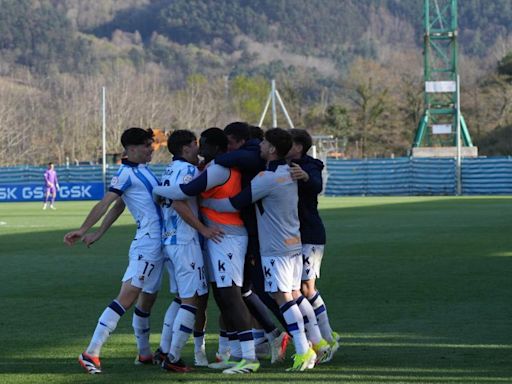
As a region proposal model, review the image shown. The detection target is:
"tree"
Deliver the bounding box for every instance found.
[230,75,269,125]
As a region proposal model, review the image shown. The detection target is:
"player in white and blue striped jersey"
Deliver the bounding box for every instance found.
[64,127,164,374]
[155,130,220,372]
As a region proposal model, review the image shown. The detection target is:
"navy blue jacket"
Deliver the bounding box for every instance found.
[215,139,265,240]
[293,155,326,245]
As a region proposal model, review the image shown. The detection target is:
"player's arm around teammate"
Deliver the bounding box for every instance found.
[287,128,339,362]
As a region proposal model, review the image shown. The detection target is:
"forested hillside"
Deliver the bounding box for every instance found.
[1,0,512,165]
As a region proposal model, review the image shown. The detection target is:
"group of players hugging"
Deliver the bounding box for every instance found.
[64,122,340,374]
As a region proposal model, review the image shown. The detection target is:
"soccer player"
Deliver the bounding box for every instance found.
[64,127,164,374]
[154,129,221,372]
[153,127,260,374]
[287,128,340,362]
[43,162,59,210]
[200,128,317,371]
[216,122,289,363]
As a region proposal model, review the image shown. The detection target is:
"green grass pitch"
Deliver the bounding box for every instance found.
[1,197,511,383]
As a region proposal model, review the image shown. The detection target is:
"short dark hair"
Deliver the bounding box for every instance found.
[289,128,313,155]
[121,127,154,149]
[265,128,292,158]
[201,127,228,152]
[48,162,53,166]
[167,130,196,156]
[224,122,250,142]
[248,125,264,141]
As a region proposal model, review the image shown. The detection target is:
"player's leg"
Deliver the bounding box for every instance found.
[206,236,259,373]
[43,189,50,209]
[130,236,163,365]
[302,278,335,342]
[50,189,57,209]
[215,314,231,362]
[263,253,316,372]
[163,240,208,372]
[155,252,178,363]
[295,244,331,363]
[242,254,282,336]
[133,291,158,364]
[161,295,196,372]
[79,280,140,374]
[244,246,289,363]
[301,244,339,360]
[293,288,331,364]
[245,239,287,328]
[155,297,181,364]
[215,285,260,374]
[193,292,209,366]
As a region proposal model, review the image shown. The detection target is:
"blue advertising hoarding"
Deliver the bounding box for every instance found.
[0,182,105,202]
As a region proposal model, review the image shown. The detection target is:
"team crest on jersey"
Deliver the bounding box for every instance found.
[110,176,119,187]
[183,174,193,184]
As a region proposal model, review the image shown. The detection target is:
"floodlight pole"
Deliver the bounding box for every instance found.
[271,80,277,128]
[456,75,462,195]
[102,86,107,193]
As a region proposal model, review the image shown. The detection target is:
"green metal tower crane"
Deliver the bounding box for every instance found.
[412,0,473,148]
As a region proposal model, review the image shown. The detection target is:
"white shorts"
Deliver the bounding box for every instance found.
[163,238,208,298]
[122,235,163,294]
[206,235,247,288]
[261,250,302,293]
[301,244,325,280]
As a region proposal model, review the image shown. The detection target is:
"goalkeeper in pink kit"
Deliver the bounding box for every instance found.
[43,162,59,210]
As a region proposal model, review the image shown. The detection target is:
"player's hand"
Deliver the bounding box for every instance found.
[56,184,60,191]
[289,162,309,182]
[82,232,101,248]
[63,230,84,246]
[200,226,224,244]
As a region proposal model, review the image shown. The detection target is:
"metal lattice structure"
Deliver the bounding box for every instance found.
[412,0,473,148]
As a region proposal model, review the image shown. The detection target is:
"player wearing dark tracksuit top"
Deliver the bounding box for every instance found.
[287,128,340,362]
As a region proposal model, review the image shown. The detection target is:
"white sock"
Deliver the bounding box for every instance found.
[194,330,206,353]
[308,292,334,342]
[218,330,230,355]
[239,330,256,360]
[169,304,196,362]
[296,295,322,345]
[132,307,151,356]
[228,332,242,359]
[160,298,181,353]
[86,300,125,356]
[280,301,309,355]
